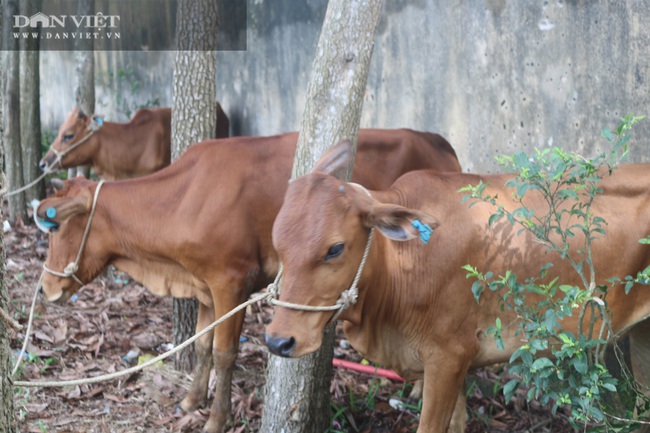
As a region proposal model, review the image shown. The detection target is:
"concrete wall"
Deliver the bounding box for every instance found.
[39,0,650,172]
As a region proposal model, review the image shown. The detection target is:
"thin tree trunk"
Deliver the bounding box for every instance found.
[260,1,384,432]
[0,184,15,433]
[171,0,218,373]
[3,0,27,224]
[0,1,18,428]
[20,0,44,201]
[73,0,94,179]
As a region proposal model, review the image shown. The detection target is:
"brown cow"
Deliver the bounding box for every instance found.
[39,104,229,180]
[265,140,650,433]
[35,129,461,433]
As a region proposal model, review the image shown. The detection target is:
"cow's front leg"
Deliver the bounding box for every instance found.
[410,379,466,433]
[418,353,471,433]
[202,292,246,433]
[447,390,467,433]
[181,302,215,411]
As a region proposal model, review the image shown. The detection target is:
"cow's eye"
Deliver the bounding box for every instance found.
[324,243,344,261]
[63,134,74,142]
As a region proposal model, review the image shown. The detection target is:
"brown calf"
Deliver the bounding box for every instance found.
[39,104,229,180]
[36,130,461,433]
[265,141,650,433]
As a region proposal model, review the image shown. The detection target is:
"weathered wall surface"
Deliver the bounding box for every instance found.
[39,0,650,172]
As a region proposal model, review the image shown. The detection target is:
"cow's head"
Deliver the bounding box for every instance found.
[265,139,438,357]
[39,108,101,171]
[36,177,108,303]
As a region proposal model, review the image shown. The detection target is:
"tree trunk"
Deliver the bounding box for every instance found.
[170,0,218,373]
[260,1,384,432]
[0,1,18,428]
[72,0,94,179]
[0,182,15,433]
[3,0,27,224]
[19,0,44,202]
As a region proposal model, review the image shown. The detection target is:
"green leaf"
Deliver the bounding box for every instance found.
[471,281,484,302]
[488,212,503,226]
[601,382,617,392]
[531,357,553,372]
[503,379,519,402]
[572,354,588,374]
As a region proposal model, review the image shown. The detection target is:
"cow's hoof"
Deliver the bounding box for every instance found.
[180,396,202,412]
[409,379,423,399]
[201,416,230,433]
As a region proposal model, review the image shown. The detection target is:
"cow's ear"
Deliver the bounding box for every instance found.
[365,203,439,244]
[77,109,87,120]
[36,190,92,223]
[312,139,354,181]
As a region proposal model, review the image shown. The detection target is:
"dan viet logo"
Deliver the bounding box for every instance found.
[13,12,121,41]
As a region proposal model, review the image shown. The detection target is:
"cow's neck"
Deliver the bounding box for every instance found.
[339,214,426,376]
[97,178,210,302]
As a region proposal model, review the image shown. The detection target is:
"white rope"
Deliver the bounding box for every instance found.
[11,274,42,376]
[13,292,269,388]
[42,180,105,286]
[5,166,56,198]
[268,228,374,321]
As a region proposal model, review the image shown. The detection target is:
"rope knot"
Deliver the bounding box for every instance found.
[64,262,79,276]
[267,281,279,299]
[337,288,358,308]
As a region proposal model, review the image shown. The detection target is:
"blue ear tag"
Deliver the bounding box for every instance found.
[93,116,104,127]
[32,201,59,233]
[412,219,433,244]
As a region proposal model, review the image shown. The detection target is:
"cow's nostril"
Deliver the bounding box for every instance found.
[265,334,296,357]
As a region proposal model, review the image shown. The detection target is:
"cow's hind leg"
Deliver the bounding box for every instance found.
[630,317,650,432]
[202,291,247,433]
[181,302,215,411]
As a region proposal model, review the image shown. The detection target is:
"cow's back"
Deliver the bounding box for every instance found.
[354,129,461,190]
[126,131,459,285]
[383,166,650,366]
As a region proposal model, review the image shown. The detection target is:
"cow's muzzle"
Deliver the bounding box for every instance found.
[265,334,296,357]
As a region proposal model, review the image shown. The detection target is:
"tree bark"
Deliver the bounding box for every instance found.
[19,0,44,202]
[260,1,384,432]
[72,0,94,179]
[171,0,218,373]
[0,1,17,428]
[3,0,27,224]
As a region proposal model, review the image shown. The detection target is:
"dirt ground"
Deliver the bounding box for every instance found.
[5,219,576,433]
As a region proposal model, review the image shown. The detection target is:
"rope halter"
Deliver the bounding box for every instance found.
[50,115,104,170]
[267,182,375,322]
[5,116,104,198]
[42,180,105,287]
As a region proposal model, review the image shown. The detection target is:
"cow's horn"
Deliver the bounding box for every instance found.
[51,179,65,191]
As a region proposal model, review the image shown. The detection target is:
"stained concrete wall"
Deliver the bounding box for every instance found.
[39,0,650,172]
